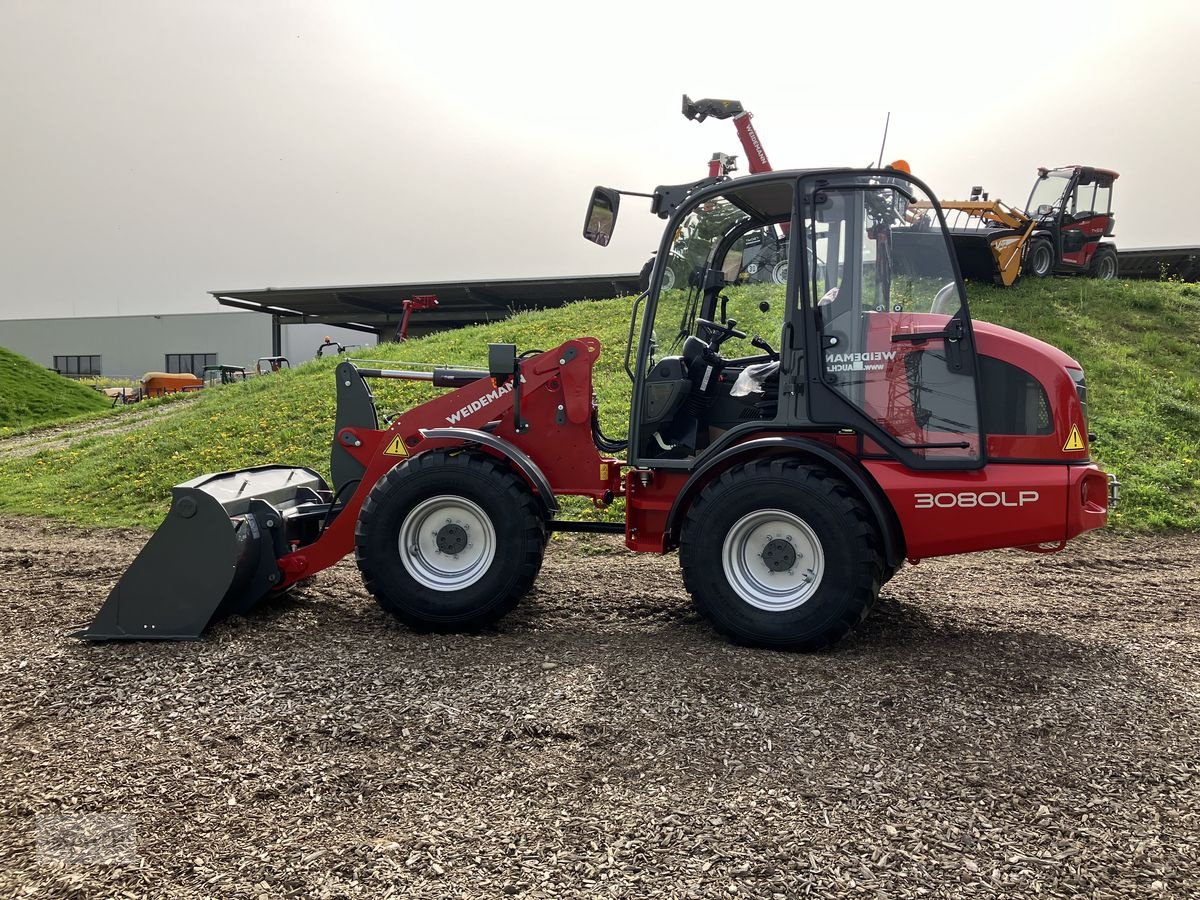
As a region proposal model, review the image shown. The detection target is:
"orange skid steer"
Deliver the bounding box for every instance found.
[77,165,1116,649]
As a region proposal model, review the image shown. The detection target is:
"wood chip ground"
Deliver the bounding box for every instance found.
[1,519,1197,898]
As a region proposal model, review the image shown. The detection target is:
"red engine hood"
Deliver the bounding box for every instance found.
[972,319,1081,370]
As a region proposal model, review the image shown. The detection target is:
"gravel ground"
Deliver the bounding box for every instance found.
[1,518,1198,898]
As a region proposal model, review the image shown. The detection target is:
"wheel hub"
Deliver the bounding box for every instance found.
[435,523,468,555]
[761,538,797,572]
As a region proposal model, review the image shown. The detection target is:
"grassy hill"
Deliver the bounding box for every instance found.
[0,346,111,433]
[0,278,1196,531]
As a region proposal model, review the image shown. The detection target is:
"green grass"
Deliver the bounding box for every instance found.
[0,278,1196,531]
[0,346,111,433]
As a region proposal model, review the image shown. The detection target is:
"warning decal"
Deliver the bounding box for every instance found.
[383,435,409,457]
[1062,425,1085,452]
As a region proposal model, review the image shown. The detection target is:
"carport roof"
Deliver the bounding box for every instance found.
[211,273,641,336]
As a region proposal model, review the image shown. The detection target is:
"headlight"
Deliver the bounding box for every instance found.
[1067,367,1088,425]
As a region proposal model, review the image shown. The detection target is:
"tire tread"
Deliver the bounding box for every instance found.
[679,459,882,650]
[355,451,544,631]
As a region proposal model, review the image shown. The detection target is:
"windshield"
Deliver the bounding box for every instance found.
[810,178,965,317]
[653,196,748,357]
[648,185,791,363]
[1026,171,1072,215]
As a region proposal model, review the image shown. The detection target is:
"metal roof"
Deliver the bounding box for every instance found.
[1117,246,1200,282]
[212,273,641,338]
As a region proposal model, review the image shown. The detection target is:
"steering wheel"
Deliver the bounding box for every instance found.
[929,282,960,315]
[695,317,748,350]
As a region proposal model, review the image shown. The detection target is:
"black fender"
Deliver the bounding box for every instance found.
[663,436,904,569]
[418,427,558,514]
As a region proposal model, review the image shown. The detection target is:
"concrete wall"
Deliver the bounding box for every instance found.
[0,312,374,378]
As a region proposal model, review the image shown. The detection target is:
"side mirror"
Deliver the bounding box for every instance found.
[583,187,620,246]
[1036,204,1054,217]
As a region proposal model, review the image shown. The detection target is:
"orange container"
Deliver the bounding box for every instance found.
[141,372,203,398]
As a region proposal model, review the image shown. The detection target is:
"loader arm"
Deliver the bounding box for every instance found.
[76,339,624,640]
[910,198,1036,287]
[273,338,622,590]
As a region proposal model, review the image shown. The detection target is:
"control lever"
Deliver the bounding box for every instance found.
[695,317,747,351]
[751,335,776,356]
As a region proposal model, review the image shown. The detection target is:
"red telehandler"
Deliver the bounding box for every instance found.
[77,164,1117,650]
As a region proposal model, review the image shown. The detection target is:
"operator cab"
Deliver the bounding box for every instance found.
[585,168,986,471]
[1025,165,1119,274]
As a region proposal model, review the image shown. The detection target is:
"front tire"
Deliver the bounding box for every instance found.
[771,259,789,285]
[679,460,882,650]
[1025,239,1054,278]
[355,451,544,631]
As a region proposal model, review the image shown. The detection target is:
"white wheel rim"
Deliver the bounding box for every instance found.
[772,260,789,284]
[721,509,825,612]
[1098,256,1115,279]
[662,266,677,291]
[398,495,496,591]
[1033,245,1051,274]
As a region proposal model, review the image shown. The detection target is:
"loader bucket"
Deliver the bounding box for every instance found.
[947,229,1024,286]
[74,465,330,641]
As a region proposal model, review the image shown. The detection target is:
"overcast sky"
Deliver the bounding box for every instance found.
[2,0,1198,320]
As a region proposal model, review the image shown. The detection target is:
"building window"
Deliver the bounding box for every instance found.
[166,353,217,377]
[54,355,102,377]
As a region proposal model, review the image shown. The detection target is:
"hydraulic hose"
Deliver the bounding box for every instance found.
[590,409,628,453]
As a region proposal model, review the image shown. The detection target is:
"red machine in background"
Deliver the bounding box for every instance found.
[681,95,776,179]
[640,95,790,289]
[1022,166,1120,280]
[395,294,439,343]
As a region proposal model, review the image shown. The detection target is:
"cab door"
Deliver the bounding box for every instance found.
[800,175,986,469]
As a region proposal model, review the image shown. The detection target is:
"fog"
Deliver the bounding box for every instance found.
[2,0,1197,319]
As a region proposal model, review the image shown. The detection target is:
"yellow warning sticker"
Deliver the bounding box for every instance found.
[1063,424,1085,452]
[383,435,409,457]
[600,463,609,482]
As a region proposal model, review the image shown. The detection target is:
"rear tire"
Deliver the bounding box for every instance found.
[355,451,544,631]
[1089,246,1118,280]
[637,257,654,293]
[638,256,678,292]
[1025,239,1054,278]
[679,460,882,650]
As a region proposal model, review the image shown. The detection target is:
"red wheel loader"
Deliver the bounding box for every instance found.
[76,165,1117,649]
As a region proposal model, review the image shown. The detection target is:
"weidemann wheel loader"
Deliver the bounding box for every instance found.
[76,164,1118,650]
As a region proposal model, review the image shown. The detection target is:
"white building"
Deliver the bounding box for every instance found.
[0,311,373,378]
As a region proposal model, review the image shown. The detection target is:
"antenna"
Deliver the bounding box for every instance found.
[876,111,892,168]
